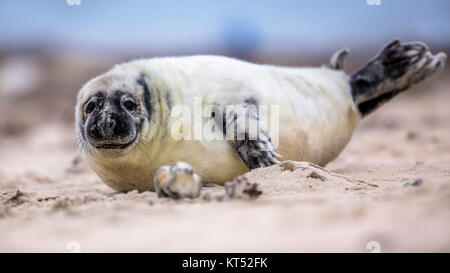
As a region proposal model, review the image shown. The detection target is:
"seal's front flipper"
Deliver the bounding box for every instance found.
[213,100,280,170]
[153,162,202,199]
[234,125,279,170]
[350,39,446,116]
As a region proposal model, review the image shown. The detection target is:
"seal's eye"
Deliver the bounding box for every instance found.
[123,99,137,112]
[85,101,96,114]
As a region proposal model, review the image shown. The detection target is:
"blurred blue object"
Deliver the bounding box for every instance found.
[222,16,262,58]
[0,0,448,55]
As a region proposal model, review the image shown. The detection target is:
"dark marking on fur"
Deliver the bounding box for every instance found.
[244,98,258,106]
[93,91,105,98]
[78,123,86,142]
[211,104,227,136]
[162,91,172,137]
[136,74,152,120]
[165,92,172,110]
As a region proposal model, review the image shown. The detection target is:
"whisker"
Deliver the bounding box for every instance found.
[136,142,152,161]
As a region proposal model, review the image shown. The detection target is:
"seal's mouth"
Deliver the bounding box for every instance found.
[94,142,133,150]
[92,132,138,151]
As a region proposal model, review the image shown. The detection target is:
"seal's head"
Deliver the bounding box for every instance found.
[75,66,153,158]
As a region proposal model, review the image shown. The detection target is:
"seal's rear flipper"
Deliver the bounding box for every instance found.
[329,47,349,70]
[350,39,446,116]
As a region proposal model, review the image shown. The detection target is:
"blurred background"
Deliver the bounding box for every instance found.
[0,0,449,135]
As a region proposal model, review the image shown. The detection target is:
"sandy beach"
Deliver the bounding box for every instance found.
[0,71,449,253]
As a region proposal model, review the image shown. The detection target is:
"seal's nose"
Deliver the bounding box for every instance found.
[97,111,116,138]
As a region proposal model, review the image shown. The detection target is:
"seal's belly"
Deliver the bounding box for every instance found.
[256,67,361,166]
[276,105,360,166]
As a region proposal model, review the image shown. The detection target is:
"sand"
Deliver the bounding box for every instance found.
[0,76,449,253]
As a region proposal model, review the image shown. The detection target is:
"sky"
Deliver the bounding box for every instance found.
[0,0,449,55]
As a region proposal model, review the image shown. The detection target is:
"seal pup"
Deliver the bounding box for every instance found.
[75,39,446,192]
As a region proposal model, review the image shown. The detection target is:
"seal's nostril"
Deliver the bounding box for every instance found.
[105,117,115,137]
[97,112,117,138]
[108,119,115,130]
